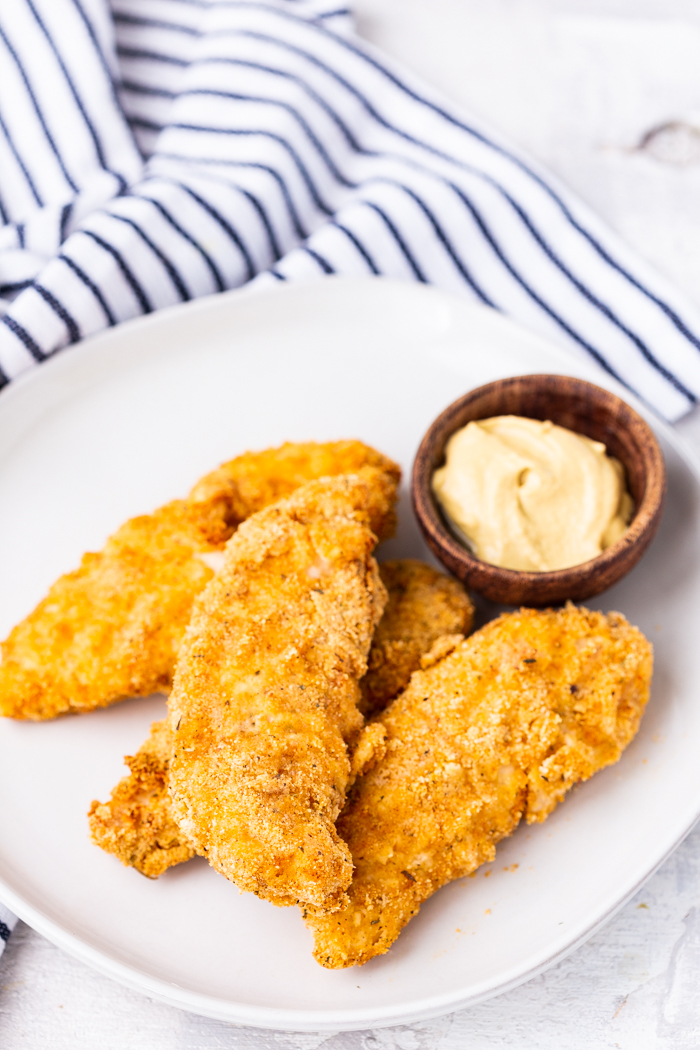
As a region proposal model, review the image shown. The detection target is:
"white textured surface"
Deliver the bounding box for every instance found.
[1,824,699,1048]
[353,0,700,310]
[3,0,700,1044]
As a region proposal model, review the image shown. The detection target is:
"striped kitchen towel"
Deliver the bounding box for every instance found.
[0,901,18,961]
[0,0,699,422]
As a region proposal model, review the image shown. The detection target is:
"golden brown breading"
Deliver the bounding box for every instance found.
[88,719,195,878]
[88,559,471,878]
[305,604,653,968]
[0,441,399,721]
[167,470,398,911]
[189,440,400,532]
[362,560,474,715]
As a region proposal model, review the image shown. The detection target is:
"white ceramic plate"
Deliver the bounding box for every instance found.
[1,277,699,1032]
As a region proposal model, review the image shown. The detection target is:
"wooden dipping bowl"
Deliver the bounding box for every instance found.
[412,374,666,606]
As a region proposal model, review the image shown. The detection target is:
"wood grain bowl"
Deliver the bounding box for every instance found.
[411,374,666,606]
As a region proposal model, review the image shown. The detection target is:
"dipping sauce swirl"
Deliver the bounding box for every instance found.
[431,415,634,572]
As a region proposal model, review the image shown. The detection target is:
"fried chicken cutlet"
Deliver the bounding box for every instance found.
[361,560,474,715]
[0,441,399,721]
[167,469,399,911]
[89,718,196,878]
[88,560,474,878]
[305,604,653,967]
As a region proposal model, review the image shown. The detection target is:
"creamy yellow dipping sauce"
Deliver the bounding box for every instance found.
[432,415,633,572]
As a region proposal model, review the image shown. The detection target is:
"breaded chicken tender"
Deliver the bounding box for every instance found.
[361,560,474,715]
[167,469,398,910]
[0,441,399,721]
[188,441,400,533]
[306,604,653,968]
[88,719,196,878]
[88,561,473,878]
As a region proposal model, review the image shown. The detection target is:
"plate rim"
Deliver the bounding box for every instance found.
[0,814,697,1032]
[1,275,700,1031]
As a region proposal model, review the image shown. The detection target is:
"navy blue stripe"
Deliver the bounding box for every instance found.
[226,184,282,260]
[200,57,363,153]
[140,195,226,291]
[33,284,81,343]
[0,920,11,941]
[0,0,691,406]
[0,366,8,391]
[116,45,189,67]
[121,79,177,99]
[0,25,79,193]
[426,162,693,396]
[16,223,26,249]
[113,12,201,35]
[445,185,632,388]
[160,180,256,280]
[331,222,379,274]
[236,27,691,390]
[195,45,561,324]
[182,88,353,188]
[185,61,431,207]
[59,253,117,325]
[60,202,73,242]
[366,166,640,361]
[303,246,334,274]
[315,8,352,19]
[0,109,42,206]
[267,267,286,280]
[156,153,308,239]
[0,188,8,224]
[25,0,110,173]
[234,185,283,260]
[363,201,426,282]
[0,280,33,294]
[485,187,697,401]
[80,229,153,313]
[150,173,281,263]
[383,144,695,398]
[70,0,123,104]
[1,315,44,361]
[170,123,335,215]
[129,117,163,132]
[231,31,525,210]
[107,213,192,301]
[323,19,700,350]
[247,9,700,356]
[395,182,494,305]
[560,217,700,356]
[232,12,581,207]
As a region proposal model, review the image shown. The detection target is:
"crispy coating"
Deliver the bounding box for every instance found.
[189,441,400,531]
[0,441,399,721]
[88,560,471,878]
[306,604,653,968]
[88,719,195,878]
[362,560,474,715]
[167,470,398,910]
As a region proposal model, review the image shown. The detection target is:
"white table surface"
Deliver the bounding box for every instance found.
[3,1,700,1046]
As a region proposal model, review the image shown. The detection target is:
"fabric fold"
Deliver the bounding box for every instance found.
[0,0,698,418]
[0,901,18,961]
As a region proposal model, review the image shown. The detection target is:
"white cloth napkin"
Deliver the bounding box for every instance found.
[1,0,700,956]
[1,0,700,421]
[0,901,18,960]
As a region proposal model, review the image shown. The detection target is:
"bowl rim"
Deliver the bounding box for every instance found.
[411,373,667,592]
